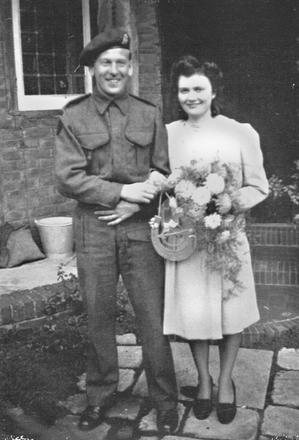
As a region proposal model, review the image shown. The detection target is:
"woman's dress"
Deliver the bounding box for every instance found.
[163,115,269,340]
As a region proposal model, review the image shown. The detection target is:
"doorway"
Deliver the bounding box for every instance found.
[158,0,298,181]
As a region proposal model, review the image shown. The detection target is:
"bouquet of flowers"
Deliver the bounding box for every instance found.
[150,159,245,297]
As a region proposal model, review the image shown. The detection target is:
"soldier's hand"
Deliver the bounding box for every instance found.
[120,182,156,203]
[95,200,140,226]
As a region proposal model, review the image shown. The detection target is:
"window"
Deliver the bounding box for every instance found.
[12,0,93,110]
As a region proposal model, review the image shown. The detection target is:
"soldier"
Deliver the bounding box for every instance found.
[55,28,178,433]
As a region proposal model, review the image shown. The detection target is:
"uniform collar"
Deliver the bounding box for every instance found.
[93,86,129,115]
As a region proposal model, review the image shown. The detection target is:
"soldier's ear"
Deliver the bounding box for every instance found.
[128,60,133,76]
[128,62,133,77]
[88,66,95,77]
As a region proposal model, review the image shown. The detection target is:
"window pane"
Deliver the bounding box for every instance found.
[20,0,85,95]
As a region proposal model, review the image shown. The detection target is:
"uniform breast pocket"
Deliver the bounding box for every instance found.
[77,133,110,172]
[125,130,153,173]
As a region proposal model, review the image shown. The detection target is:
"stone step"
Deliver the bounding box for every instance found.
[253,260,299,286]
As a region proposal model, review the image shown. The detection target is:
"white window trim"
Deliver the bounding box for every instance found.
[12,0,93,111]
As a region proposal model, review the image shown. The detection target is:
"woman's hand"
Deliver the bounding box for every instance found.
[147,171,168,190]
[216,193,232,215]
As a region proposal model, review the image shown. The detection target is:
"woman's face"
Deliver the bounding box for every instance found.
[178,73,215,119]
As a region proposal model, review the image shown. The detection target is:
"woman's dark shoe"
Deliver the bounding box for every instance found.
[193,376,213,420]
[216,380,237,424]
[78,405,106,431]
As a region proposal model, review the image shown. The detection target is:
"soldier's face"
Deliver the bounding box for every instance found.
[90,48,132,96]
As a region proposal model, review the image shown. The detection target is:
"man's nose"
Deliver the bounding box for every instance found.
[109,62,118,75]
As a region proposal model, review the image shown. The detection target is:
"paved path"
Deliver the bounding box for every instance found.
[6,336,299,440]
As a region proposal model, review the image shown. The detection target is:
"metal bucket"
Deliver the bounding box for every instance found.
[34,216,74,260]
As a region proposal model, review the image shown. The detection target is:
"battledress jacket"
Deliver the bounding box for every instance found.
[55,92,170,217]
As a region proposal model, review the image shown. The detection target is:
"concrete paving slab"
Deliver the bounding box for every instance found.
[111,423,134,440]
[183,407,259,440]
[139,437,159,440]
[261,405,299,438]
[171,343,273,410]
[117,346,143,369]
[277,347,299,370]
[48,415,110,440]
[163,437,197,440]
[272,370,299,406]
[118,368,136,392]
[116,333,137,345]
[106,396,142,421]
[0,255,77,295]
[132,370,148,397]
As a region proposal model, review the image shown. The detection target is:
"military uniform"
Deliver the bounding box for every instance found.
[55,87,177,412]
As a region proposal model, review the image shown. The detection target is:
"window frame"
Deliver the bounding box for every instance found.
[12,0,93,111]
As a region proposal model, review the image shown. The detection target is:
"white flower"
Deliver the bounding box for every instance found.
[217,230,231,243]
[168,196,177,209]
[163,219,179,232]
[175,179,197,199]
[204,213,222,229]
[167,168,183,187]
[192,186,211,205]
[205,173,225,195]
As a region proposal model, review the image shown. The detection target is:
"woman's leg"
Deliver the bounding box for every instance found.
[190,340,211,399]
[218,333,242,402]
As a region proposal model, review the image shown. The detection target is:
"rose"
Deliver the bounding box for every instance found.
[192,186,211,205]
[188,204,206,219]
[205,173,225,194]
[204,213,222,229]
[175,179,197,199]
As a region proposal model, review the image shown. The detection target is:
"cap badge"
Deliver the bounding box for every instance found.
[122,33,129,45]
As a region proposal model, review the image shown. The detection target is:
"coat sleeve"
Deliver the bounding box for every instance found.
[55,115,122,208]
[150,106,171,176]
[231,124,269,212]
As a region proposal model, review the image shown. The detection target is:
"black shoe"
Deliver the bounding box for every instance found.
[193,377,213,420]
[157,408,178,434]
[216,380,237,424]
[78,405,106,431]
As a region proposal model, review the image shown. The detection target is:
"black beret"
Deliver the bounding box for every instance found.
[79,28,130,66]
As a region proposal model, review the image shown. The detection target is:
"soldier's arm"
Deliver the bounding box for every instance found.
[150,106,171,176]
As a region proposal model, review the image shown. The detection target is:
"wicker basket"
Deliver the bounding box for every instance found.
[150,195,197,262]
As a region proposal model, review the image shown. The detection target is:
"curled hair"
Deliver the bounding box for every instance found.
[170,55,224,119]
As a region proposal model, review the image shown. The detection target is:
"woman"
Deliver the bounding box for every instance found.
[163,56,268,424]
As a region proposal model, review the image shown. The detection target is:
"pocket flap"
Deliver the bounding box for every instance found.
[126,130,153,147]
[77,133,110,150]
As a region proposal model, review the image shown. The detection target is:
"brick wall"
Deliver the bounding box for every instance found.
[0,1,163,231]
[0,1,76,232]
[133,0,163,108]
